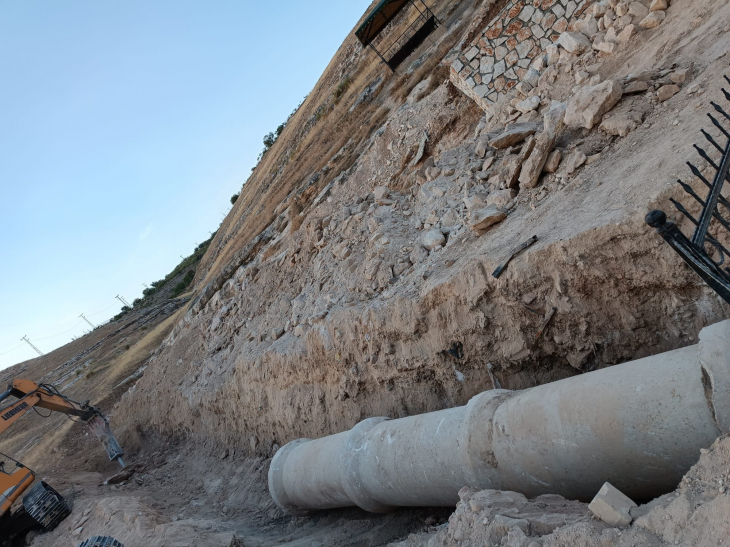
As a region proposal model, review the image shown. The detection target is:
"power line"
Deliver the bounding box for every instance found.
[0,344,25,357]
[88,302,117,317]
[33,321,84,341]
[20,336,44,356]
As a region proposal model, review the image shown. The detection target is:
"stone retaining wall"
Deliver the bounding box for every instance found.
[451,0,593,110]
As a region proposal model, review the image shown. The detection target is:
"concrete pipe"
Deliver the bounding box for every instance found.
[269,321,730,514]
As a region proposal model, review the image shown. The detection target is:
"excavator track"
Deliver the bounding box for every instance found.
[77,537,124,547]
[22,481,71,532]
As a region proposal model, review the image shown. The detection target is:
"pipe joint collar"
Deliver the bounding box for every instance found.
[459,389,514,489]
[341,417,395,513]
[699,320,730,434]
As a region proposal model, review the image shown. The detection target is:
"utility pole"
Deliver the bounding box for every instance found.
[116,295,131,308]
[20,336,43,356]
[180,255,185,260]
[79,313,95,329]
[142,283,148,289]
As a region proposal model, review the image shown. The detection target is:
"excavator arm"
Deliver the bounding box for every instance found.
[0,379,124,464]
[0,379,125,541]
[0,379,96,432]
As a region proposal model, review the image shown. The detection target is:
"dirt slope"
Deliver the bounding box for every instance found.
[5,0,730,545]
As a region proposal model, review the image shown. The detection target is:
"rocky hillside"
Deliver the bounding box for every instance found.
[4,0,730,545]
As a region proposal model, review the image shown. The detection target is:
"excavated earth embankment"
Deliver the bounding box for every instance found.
[9,0,730,545]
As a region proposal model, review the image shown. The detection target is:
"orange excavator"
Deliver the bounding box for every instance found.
[0,379,124,543]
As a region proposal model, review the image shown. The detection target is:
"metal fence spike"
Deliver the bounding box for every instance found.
[670,198,697,223]
[677,179,705,205]
[694,144,719,171]
[701,129,725,154]
[688,161,712,185]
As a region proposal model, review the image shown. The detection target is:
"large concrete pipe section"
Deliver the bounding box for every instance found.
[269,321,730,514]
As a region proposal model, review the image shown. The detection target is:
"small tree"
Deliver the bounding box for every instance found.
[230,193,239,205]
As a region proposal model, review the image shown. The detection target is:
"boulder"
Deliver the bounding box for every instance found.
[515,96,541,114]
[670,68,690,84]
[464,193,489,210]
[657,84,680,101]
[640,10,666,28]
[628,1,649,18]
[488,123,539,149]
[475,135,491,158]
[421,229,446,250]
[650,0,668,10]
[565,79,623,129]
[616,24,636,42]
[519,133,555,189]
[589,482,637,527]
[469,206,507,232]
[519,102,566,189]
[486,189,516,208]
[600,110,644,136]
[624,80,649,94]
[558,32,593,54]
[562,150,587,175]
[544,149,562,173]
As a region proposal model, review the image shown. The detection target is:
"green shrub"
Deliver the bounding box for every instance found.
[333,76,352,102]
[230,193,240,205]
[171,269,196,298]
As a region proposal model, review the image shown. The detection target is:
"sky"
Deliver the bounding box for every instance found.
[0,0,373,370]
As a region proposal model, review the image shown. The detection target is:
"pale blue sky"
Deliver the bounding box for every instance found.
[0,0,372,369]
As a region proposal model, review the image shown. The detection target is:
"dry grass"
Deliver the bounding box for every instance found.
[194,0,483,291]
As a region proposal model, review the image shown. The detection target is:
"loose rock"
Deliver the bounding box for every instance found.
[657,84,680,101]
[421,229,446,250]
[469,206,507,232]
[640,10,666,28]
[544,149,562,173]
[558,32,593,54]
[565,79,623,129]
[488,123,539,149]
[588,482,637,526]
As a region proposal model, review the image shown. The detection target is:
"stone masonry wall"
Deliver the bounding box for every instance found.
[451,0,593,110]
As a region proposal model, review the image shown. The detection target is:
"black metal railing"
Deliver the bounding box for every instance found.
[647,76,730,303]
[367,0,439,71]
[381,9,431,60]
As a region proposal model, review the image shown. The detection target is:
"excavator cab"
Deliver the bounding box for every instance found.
[0,380,124,545]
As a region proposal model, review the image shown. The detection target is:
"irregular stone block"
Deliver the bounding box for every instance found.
[421,229,446,250]
[469,205,507,231]
[544,149,562,173]
[565,79,623,129]
[488,123,539,149]
[657,84,680,102]
[640,10,666,28]
[588,482,637,526]
[558,31,593,54]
